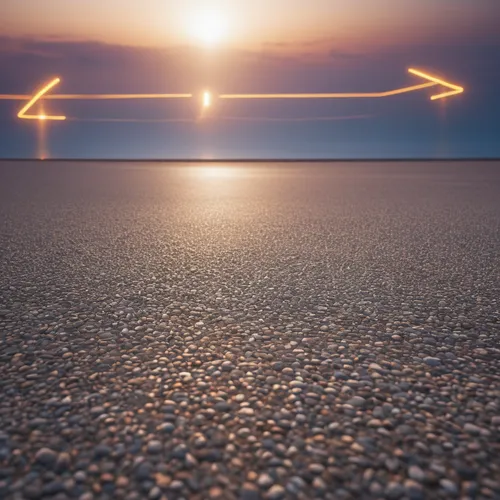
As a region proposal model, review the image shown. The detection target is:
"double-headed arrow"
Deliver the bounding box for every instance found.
[0,68,463,122]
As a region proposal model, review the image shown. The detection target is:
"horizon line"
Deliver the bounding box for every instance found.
[1,158,499,163]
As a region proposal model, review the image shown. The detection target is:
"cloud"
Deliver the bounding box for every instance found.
[328,49,362,60]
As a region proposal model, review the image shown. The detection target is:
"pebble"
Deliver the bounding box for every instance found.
[439,479,459,495]
[347,396,366,407]
[266,484,286,499]
[240,482,260,500]
[146,440,162,454]
[408,465,425,482]
[423,357,441,367]
[34,448,58,468]
[257,473,274,488]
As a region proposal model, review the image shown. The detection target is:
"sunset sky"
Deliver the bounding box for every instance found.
[1,1,499,158]
[2,0,497,48]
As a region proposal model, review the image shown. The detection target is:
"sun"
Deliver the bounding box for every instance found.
[187,8,228,47]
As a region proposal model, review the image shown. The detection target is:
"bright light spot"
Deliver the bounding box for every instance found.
[39,115,47,121]
[203,91,212,108]
[187,9,228,47]
[196,166,238,179]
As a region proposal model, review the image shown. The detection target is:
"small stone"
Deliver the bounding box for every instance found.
[135,461,153,480]
[149,486,162,499]
[74,471,87,482]
[308,463,325,474]
[267,484,285,499]
[116,476,129,487]
[439,479,458,495]
[90,406,105,417]
[42,481,65,496]
[169,480,183,491]
[464,423,482,435]
[238,408,255,416]
[312,477,327,490]
[257,473,274,488]
[423,357,441,367]
[93,444,111,458]
[404,479,423,498]
[214,401,231,412]
[155,473,171,488]
[209,486,224,498]
[147,440,162,454]
[34,447,58,468]
[157,423,175,434]
[56,452,71,471]
[347,396,366,407]
[386,481,405,499]
[408,465,425,482]
[240,482,259,500]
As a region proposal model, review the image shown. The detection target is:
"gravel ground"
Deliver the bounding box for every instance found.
[0,160,499,500]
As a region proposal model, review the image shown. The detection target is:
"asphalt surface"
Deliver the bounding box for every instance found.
[0,161,499,500]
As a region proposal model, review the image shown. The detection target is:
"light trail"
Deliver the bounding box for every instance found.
[4,68,464,122]
[17,78,66,121]
[219,81,437,100]
[67,118,195,123]
[217,114,372,122]
[66,114,371,123]
[2,94,192,100]
[48,93,192,100]
[219,69,464,101]
[407,68,464,100]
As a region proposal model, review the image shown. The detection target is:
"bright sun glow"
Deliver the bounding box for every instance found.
[203,91,212,108]
[187,9,228,47]
[196,166,238,179]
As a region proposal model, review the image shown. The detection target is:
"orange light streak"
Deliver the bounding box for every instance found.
[219,82,437,99]
[17,78,66,121]
[48,93,193,99]
[219,69,464,101]
[7,68,464,123]
[3,94,193,100]
[407,68,464,100]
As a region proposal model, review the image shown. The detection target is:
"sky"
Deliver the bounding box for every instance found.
[0,0,499,159]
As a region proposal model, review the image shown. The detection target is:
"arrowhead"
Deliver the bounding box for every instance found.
[17,78,66,121]
[408,68,464,101]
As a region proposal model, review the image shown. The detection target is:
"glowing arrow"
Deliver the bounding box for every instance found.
[408,68,464,100]
[17,78,66,121]
[219,68,463,101]
[4,67,464,123]
[11,78,193,121]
